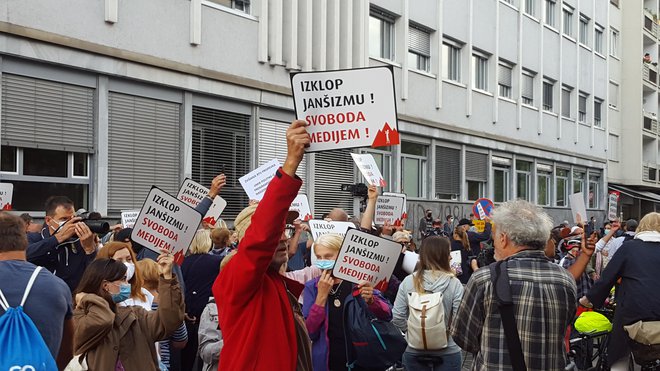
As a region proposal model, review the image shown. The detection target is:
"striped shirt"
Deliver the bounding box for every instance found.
[451,250,577,371]
[151,302,188,369]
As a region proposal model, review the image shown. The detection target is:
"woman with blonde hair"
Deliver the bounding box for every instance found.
[97,241,152,310]
[302,233,392,371]
[181,228,224,371]
[451,227,474,284]
[392,236,464,371]
[581,212,660,370]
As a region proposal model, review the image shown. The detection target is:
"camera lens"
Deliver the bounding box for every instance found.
[83,220,110,234]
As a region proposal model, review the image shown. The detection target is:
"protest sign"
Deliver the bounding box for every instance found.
[332,228,401,292]
[291,66,400,152]
[383,192,407,219]
[351,153,386,187]
[569,192,588,224]
[121,210,140,228]
[472,198,494,220]
[402,251,419,275]
[472,219,486,233]
[0,183,13,210]
[607,191,620,221]
[176,178,228,228]
[131,187,202,265]
[375,195,405,226]
[308,219,355,241]
[290,194,313,221]
[239,159,282,201]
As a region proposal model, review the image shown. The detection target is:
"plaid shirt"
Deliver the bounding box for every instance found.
[560,253,593,299]
[451,250,577,371]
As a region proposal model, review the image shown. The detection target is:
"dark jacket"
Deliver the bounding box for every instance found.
[27,227,96,292]
[450,239,473,284]
[182,253,223,319]
[587,236,660,366]
[467,222,492,254]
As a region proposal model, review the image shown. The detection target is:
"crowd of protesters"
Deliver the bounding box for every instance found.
[1,120,660,371]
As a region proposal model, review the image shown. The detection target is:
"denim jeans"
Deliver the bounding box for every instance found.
[402,351,462,371]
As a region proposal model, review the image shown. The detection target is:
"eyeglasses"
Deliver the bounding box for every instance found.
[284,225,296,240]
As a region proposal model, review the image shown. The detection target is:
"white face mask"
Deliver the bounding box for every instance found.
[50,220,66,233]
[124,262,135,282]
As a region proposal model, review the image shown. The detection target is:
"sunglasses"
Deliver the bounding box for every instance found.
[284,225,296,240]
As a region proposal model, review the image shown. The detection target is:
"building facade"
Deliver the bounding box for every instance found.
[0,0,623,226]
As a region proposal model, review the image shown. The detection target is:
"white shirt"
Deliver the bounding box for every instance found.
[119,287,154,311]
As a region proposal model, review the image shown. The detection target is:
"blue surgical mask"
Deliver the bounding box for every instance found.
[111,283,131,303]
[604,229,611,235]
[316,260,336,271]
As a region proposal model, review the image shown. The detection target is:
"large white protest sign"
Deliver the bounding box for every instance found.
[176,178,227,228]
[351,153,386,187]
[383,192,407,219]
[131,187,202,265]
[291,66,400,152]
[332,229,401,292]
[569,192,588,224]
[375,195,405,226]
[239,159,282,201]
[308,219,355,241]
[402,251,419,274]
[121,210,140,228]
[0,183,13,210]
[290,194,313,221]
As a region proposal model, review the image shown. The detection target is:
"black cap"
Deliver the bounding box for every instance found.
[457,218,473,227]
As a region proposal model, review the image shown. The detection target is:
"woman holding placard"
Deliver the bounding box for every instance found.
[391,236,464,371]
[97,241,153,311]
[302,233,392,371]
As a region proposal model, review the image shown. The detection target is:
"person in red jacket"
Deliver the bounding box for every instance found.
[212,120,312,371]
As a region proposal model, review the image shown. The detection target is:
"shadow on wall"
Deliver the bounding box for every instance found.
[405,201,607,240]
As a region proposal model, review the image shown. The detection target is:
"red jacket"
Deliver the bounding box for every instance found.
[213,169,304,371]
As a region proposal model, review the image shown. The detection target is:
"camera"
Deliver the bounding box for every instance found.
[75,209,110,234]
[340,183,368,198]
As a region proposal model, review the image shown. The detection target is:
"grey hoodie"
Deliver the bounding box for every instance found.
[392,270,464,355]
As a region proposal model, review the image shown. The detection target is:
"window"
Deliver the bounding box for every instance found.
[522,70,535,105]
[588,173,600,208]
[493,166,511,203]
[545,0,557,27]
[472,52,489,91]
[191,107,251,219]
[595,25,604,54]
[207,0,250,13]
[610,28,619,57]
[573,170,585,194]
[579,14,590,46]
[466,151,488,201]
[435,146,460,199]
[537,165,552,206]
[579,92,588,123]
[608,134,619,161]
[409,25,431,72]
[498,62,513,98]
[556,168,569,206]
[562,86,572,118]
[609,82,619,109]
[543,79,554,112]
[525,0,537,17]
[0,147,90,211]
[401,142,428,198]
[563,5,574,38]
[516,160,532,201]
[369,9,395,60]
[594,98,603,127]
[442,41,462,82]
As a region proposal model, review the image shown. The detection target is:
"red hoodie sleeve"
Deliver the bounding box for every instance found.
[213,168,301,307]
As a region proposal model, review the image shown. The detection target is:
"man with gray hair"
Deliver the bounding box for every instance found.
[451,200,577,371]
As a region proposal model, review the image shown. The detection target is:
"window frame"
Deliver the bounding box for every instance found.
[594,98,603,127]
[442,40,463,83]
[562,85,573,118]
[521,70,535,106]
[408,23,432,73]
[493,165,511,203]
[545,0,557,28]
[609,81,619,109]
[543,78,555,112]
[515,160,532,201]
[579,14,590,46]
[525,0,537,18]
[472,51,490,92]
[578,92,588,123]
[594,24,604,54]
[401,142,428,199]
[588,173,600,209]
[555,168,569,207]
[369,8,396,61]
[563,4,574,38]
[537,171,551,206]
[498,61,514,99]
[610,28,619,57]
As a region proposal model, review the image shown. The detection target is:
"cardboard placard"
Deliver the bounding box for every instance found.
[375,195,405,226]
[383,192,407,219]
[351,153,386,187]
[332,229,401,292]
[0,183,13,210]
[607,191,620,221]
[402,250,419,275]
[290,194,313,221]
[308,220,355,241]
[291,66,400,152]
[176,178,228,228]
[472,219,486,233]
[239,159,282,201]
[450,250,462,274]
[569,192,588,224]
[121,210,140,229]
[131,187,202,265]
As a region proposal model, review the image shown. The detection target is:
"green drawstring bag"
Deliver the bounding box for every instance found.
[574,311,612,334]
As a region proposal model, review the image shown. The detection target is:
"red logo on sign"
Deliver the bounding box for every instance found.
[371,122,400,148]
